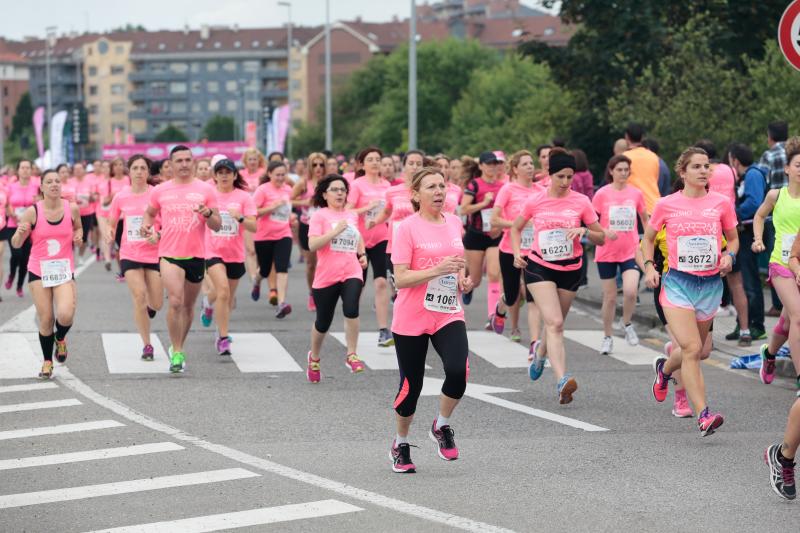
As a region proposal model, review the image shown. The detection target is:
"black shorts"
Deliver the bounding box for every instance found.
[161,257,205,283]
[205,258,246,280]
[363,240,388,281]
[462,230,501,251]
[596,259,639,280]
[80,214,95,232]
[298,222,310,251]
[254,237,292,277]
[114,220,123,249]
[120,259,160,276]
[0,226,14,241]
[523,260,582,292]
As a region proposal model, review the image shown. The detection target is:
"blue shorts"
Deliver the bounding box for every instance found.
[659,269,722,321]
[596,259,639,280]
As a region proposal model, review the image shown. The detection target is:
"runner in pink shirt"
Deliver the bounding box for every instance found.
[252,161,294,318]
[195,158,212,182]
[69,161,98,261]
[292,152,326,311]
[306,174,368,383]
[643,147,739,436]
[142,145,221,373]
[489,150,543,346]
[389,167,474,473]
[347,147,393,347]
[5,160,39,297]
[510,148,605,404]
[12,169,82,379]
[107,155,163,361]
[380,154,396,185]
[0,185,7,294]
[201,159,257,356]
[97,158,130,274]
[592,154,648,355]
[56,164,76,204]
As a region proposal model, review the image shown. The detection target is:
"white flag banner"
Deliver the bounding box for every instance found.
[49,110,69,166]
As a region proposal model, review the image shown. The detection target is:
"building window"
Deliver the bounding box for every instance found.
[115,45,124,54]
[111,65,125,75]
[89,85,98,96]
[88,66,98,76]
[170,82,187,94]
[191,81,201,94]
[151,81,168,94]
[110,84,125,95]
[90,124,99,134]
[207,62,218,72]
[225,80,238,91]
[190,62,200,73]
[208,100,220,112]
[171,102,188,113]
[151,62,168,73]
[89,104,99,114]
[191,102,201,113]
[264,60,282,69]
[242,60,259,72]
[222,61,236,72]
[111,103,125,113]
[226,100,238,112]
[207,81,219,93]
[290,80,300,90]
[150,103,166,114]
[112,122,126,132]
[170,62,188,74]
[290,60,301,71]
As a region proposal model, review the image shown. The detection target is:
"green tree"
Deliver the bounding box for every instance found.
[10,92,33,141]
[153,125,189,142]
[202,115,236,142]
[746,40,800,148]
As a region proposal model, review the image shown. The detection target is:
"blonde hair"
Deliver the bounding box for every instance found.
[785,136,800,165]
[674,147,707,175]
[306,152,327,180]
[240,148,266,169]
[410,167,444,211]
[508,150,533,181]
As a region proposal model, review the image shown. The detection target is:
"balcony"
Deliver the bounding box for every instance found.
[129,90,187,102]
[260,88,288,99]
[259,68,288,79]
[129,108,190,120]
[129,70,188,82]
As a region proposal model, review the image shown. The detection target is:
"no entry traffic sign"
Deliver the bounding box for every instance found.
[779,1,800,71]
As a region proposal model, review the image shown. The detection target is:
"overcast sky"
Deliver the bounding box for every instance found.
[2,1,558,40]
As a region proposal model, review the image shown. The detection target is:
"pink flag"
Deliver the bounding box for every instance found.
[33,107,45,158]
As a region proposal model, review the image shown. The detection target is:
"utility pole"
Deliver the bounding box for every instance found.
[324,0,332,151]
[408,0,417,150]
[45,26,57,130]
[278,1,293,158]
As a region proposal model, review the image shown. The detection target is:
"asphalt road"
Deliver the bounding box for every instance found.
[0,247,797,532]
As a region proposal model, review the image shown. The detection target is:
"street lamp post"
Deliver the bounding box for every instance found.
[408,0,417,150]
[45,26,57,130]
[278,1,293,158]
[324,0,332,151]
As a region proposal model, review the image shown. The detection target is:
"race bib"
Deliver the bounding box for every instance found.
[213,212,239,237]
[481,208,494,233]
[77,193,91,206]
[40,259,71,288]
[330,223,359,253]
[125,215,145,242]
[366,200,385,222]
[14,207,26,219]
[521,224,534,250]
[782,233,797,263]
[677,235,717,272]
[608,205,636,232]
[424,274,462,313]
[270,203,290,222]
[539,228,573,261]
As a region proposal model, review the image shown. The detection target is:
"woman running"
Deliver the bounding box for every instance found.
[252,161,294,318]
[389,167,473,473]
[347,147,392,346]
[592,154,648,354]
[106,155,163,360]
[643,147,738,436]
[11,169,81,379]
[381,155,397,185]
[0,184,7,297]
[239,148,266,287]
[201,158,257,355]
[306,174,368,382]
[70,161,97,261]
[56,164,76,204]
[510,148,605,404]
[97,158,129,273]
[195,158,213,182]
[293,152,326,311]
[5,160,39,297]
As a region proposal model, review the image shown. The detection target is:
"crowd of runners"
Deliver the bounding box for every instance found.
[0,126,797,499]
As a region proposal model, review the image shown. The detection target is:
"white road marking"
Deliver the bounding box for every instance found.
[101,333,169,373]
[563,329,658,365]
[0,398,82,414]
[330,332,430,370]
[0,420,124,441]
[467,331,530,368]
[0,382,59,394]
[86,499,364,532]
[0,333,42,378]
[0,442,184,471]
[229,333,302,372]
[421,377,608,432]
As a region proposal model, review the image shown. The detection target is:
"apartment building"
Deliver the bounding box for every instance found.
[0,50,29,141]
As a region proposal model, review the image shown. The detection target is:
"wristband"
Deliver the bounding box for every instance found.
[727,251,736,265]
[238,216,245,223]
[643,259,654,267]
[202,210,211,219]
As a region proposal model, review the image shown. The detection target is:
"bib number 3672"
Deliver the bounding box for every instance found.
[677,235,717,272]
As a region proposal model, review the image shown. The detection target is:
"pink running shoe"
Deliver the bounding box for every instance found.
[307,352,320,383]
[697,408,724,437]
[4,275,12,290]
[652,357,671,403]
[216,336,232,356]
[345,353,365,373]
[672,389,693,418]
[759,344,776,385]
[16,287,23,298]
[429,420,459,460]
[390,440,416,473]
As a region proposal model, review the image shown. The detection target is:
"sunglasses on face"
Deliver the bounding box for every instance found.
[312,163,325,168]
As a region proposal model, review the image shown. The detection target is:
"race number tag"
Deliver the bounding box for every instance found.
[608,205,636,232]
[77,193,90,206]
[677,235,717,272]
[213,212,238,237]
[14,207,26,219]
[40,259,71,288]
[782,233,797,263]
[481,208,494,232]
[521,224,534,250]
[270,203,291,222]
[539,228,573,261]
[366,200,385,222]
[424,274,462,313]
[125,215,145,242]
[330,223,359,253]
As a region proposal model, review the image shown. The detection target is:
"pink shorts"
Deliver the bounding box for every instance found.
[768,262,793,283]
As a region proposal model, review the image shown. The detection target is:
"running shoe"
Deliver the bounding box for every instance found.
[16,287,23,298]
[378,328,394,347]
[672,389,693,418]
[483,320,492,331]
[141,344,154,361]
[147,306,157,319]
[490,306,506,334]
[307,293,316,312]
[345,352,365,373]
[169,351,186,373]
[528,339,540,362]
[652,357,671,403]
[216,336,231,356]
[95,248,101,261]
[251,283,261,301]
[275,302,292,319]
[697,407,723,436]
[623,324,639,346]
[429,420,459,460]
[528,341,545,381]
[557,375,578,404]
[390,440,417,473]
[54,339,68,363]
[201,305,213,327]
[115,272,125,283]
[752,327,767,341]
[38,360,53,379]
[738,331,752,347]
[510,328,522,343]
[4,275,12,290]
[462,290,473,305]
[765,443,796,500]
[599,336,613,355]
[307,352,320,383]
[269,289,278,306]
[104,261,112,272]
[759,344,776,385]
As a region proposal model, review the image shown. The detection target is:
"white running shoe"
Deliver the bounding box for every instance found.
[624,324,639,346]
[600,336,613,355]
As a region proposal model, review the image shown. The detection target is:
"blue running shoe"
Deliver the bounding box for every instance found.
[462,290,473,306]
[528,341,545,381]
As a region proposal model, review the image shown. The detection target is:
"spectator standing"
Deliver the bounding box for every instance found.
[641,138,672,198]
[570,149,594,199]
[623,123,661,214]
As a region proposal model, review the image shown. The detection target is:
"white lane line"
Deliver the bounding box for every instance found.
[563,329,658,365]
[0,333,42,378]
[0,398,82,414]
[0,468,259,509]
[102,334,169,374]
[0,442,185,471]
[86,499,364,533]
[329,332,430,370]
[467,331,530,368]
[0,382,59,394]
[229,333,302,372]
[0,420,124,441]
[57,368,516,533]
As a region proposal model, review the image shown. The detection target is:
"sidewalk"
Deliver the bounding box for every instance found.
[574,252,796,380]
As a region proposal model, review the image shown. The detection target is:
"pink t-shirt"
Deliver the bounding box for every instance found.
[0,189,7,230]
[240,168,264,193]
[253,182,293,241]
[385,184,414,254]
[308,207,363,289]
[60,181,77,204]
[495,181,543,254]
[444,182,462,215]
[97,176,130,217]
[109,187,159,264]
[6,180,39,229]
[520,189,598,272]
[648,191,738,277]
[391,213,466,336]
[349,177,390,248]
[27,200,74,279]
[205,188,257,263]
[149,179,218,259]
[709,163,737,209]
[592,184,646,263]
[70,177,97,216]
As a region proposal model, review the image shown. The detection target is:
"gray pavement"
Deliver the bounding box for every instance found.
[0,245,798,532]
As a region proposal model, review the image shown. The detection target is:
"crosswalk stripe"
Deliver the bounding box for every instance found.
[0,442,185,471]
[329,332,430,370]
[86,499,364,532]
[0,420,125,441]
[466,331,530,368]
[228,333,302,372]
[0,333,43,378]
[563,330,659,365]
[102,334,169,373]
[0,382,59,394]
[0,398,82,414]
[0,468,259,509]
